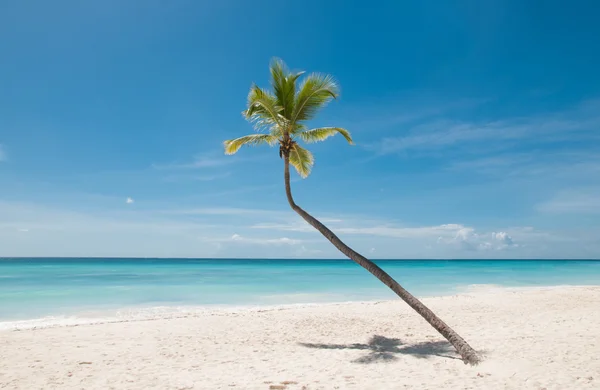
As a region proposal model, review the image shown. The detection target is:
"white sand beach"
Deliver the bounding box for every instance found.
[1,286,599,389]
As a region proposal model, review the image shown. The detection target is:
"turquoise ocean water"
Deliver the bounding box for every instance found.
[1,258,599,327]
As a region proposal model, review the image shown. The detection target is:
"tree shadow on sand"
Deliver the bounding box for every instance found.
[299,335,460,364]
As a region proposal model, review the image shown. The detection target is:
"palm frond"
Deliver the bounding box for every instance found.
[290,122,308,135]
[288,143,314,178]
[292,73,339,122]
[224,134,279,155]
[270,58,304,121]
[243,84,283,131]
[297,127,353,144]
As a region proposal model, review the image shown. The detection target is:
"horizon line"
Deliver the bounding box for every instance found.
[1,257,599,261]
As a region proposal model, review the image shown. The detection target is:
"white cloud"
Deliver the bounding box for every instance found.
[17,228,29,233]
[492,231,513,246]
[437,228,516,251]
[126,197,135,204]
[485,232,516,250]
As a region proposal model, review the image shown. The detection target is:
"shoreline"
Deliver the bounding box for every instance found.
[1,284,596,331]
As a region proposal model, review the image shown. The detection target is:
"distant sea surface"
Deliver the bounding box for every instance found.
[1,258,599,327]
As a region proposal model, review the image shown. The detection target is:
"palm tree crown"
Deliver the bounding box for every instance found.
[224,58,353,178]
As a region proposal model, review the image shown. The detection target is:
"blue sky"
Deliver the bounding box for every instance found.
[1,0,599,258]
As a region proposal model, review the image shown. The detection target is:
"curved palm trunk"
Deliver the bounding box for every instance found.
[283,154,481,365]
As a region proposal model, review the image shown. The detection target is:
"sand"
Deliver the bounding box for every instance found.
[1,286,599,389]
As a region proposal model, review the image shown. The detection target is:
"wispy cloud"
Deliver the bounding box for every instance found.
[447,151,600,178]
[164,207,289,217]
[537,189,600,214]
[346,97,489,131]
[252,221,315,233]
[0,201,219,233]
[0,200,243,257]
[152,151,264,170]
[448,153,535,173]
[250,215,348,235]
[255,216,459,238]
[252,219,517,251]
[162,172,232,182]
[204,233,304,246]
[369,99,600,155]
[336,223,466,238]
[251,218,344,233]
[126,197,135,204]
[188,182,281,200]
[152,151,233,170]
[1,200,597,258]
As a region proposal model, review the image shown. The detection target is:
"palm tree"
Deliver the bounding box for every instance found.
[223,58,481,365]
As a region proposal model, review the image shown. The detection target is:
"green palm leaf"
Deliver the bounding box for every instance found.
[224,134,278,155]
[297,127,353,144]
[292,73,339,123]
[270,58,304,120]
[288,143,314,178]
[244,84,283,131]
[290,122,307,135]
